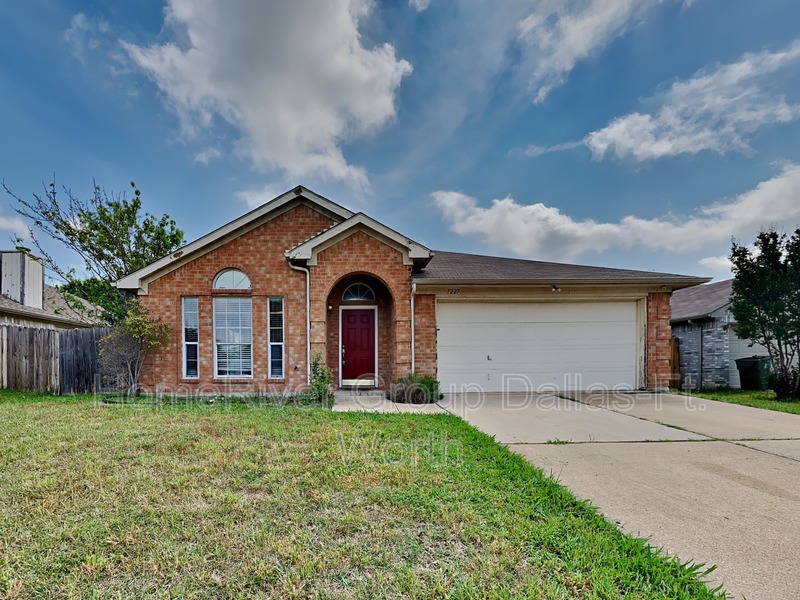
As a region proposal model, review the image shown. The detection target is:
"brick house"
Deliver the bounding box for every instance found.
[116,186,707,395]
[671,279,769,389]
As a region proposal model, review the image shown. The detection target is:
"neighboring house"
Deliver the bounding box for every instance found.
[0,250,101,329]
[671,279,768,389]
[116,186,708,395]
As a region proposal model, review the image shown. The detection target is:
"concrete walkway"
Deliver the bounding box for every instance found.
[566,390,800,442]
[438,392,707,443]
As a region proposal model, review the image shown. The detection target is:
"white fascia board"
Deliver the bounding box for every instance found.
[285,213,432,263]
[116,186,353,293]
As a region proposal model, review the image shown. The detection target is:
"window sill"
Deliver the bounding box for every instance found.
[213,378,254,383]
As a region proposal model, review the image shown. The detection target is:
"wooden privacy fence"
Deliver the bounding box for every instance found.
[0,325,110,395]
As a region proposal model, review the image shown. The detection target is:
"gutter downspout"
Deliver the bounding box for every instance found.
[410,282,416,374]
[289,261,311,384]
[699,324,704,390]
[688,319,703,389]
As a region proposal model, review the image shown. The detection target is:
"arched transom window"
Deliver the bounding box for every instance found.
[342,283,375,301]
[214,269,251,290]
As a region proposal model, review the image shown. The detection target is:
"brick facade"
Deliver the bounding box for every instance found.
[413,294,437,378]
[672,321,729,389]
[646,291,672,389]
[139,205,422,394]
[140,203,335,394]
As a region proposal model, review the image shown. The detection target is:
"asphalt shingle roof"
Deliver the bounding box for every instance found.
[414,250,707,285]
[0,285,102,326]
[670,278,733,323]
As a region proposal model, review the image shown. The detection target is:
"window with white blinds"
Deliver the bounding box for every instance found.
[213,297,252,377]
[268,297,284,379]
[182,297,199,378]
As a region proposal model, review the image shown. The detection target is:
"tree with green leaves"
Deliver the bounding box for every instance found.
[730,228,800,399]
[3,178,184,322]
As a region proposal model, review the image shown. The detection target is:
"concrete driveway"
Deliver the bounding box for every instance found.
[440,391,800,600]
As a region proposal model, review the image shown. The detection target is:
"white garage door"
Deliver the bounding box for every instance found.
[437,302,639,392]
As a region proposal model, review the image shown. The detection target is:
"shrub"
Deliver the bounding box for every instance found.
[387,372,441,404]
[768,367,800,400]
[306,351,334,408]
[99,300,169,396]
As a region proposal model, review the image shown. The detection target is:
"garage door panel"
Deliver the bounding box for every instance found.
[438,302,635,323]
[436,302,638,392]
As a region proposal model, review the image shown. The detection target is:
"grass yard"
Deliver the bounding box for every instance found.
[686,388,800,415]
[0,390,722,599]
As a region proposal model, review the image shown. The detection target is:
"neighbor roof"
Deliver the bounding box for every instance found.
[414,251,709,287]
[670,279,733,323]
[0,284,101,327]
[44,285,104,325]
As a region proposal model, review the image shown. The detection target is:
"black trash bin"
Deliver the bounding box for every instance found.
[734,356,771,391]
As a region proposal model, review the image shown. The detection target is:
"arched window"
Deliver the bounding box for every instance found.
[342,283,375,301]
[213,269,251,290]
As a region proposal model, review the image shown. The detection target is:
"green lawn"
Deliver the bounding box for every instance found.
[0,390,722,598]
[686,388,800,415]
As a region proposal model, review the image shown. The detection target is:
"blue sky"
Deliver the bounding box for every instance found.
[2,0,800,281]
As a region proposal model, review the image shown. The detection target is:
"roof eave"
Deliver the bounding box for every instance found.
[0,304,93,327]
[670,313,716,324]
[413,276,711,287]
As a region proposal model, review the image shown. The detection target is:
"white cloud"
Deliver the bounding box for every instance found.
[409,0,431,11]
[123,0,411,190]
[235,184,282,209]
[0,215,28,236]
[523,141,583,157]
[586,39,800,161]
[193,148,221,165]
[433,162,800,262]
[517,0,667,103]
[64,12,111,63]
[698,255,733,276]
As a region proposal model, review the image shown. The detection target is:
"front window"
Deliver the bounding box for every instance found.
[214,297,252,377]
[268,297,284,379]
[213,268,251,290]
[182,297,199,378]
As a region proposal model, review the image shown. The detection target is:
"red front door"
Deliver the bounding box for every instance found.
[342,309,376,383]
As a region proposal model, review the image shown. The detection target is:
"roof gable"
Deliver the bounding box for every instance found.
[286,213,432,268]
[117,186,353,293]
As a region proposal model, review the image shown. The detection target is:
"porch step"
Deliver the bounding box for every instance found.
[332,388,444,414]
[333,388,385,401]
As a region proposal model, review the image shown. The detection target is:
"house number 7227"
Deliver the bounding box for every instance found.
[447,288,461,295]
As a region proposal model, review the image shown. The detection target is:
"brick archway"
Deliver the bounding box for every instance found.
[326,273,394,387]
